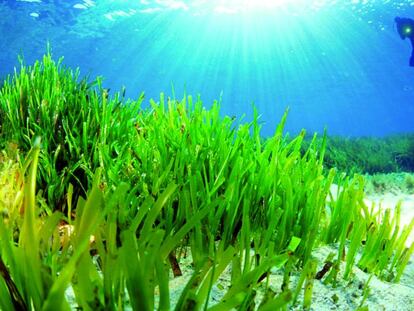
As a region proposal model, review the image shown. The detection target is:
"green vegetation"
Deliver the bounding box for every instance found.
[303,135,414,175]
[0,51,413,310]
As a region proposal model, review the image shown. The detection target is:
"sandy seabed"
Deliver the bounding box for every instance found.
[301,192,414,311]
[66,191,414,310]
[167,191,414,311]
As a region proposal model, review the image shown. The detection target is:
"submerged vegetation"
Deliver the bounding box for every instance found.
[304,135,414,175]
[0,51,413,310]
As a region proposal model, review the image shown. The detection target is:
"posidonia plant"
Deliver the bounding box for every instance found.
[302,134,414,175]
[0,51,413,310]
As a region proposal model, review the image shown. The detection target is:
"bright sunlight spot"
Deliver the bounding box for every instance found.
[219,0,296,7]
[214,0,309,12]
[207,0,326,16]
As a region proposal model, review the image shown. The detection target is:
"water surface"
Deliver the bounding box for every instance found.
[1,0,414,136]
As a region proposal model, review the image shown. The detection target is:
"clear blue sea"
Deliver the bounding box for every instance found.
[1,0,414,137]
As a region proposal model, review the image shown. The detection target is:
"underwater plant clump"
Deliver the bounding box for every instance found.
[0,52,413,310]
[302,134,414,175]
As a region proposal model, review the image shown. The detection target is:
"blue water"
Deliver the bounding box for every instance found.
[1,0,414,137]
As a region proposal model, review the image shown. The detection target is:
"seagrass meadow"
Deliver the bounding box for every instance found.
[0,52,413,311]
